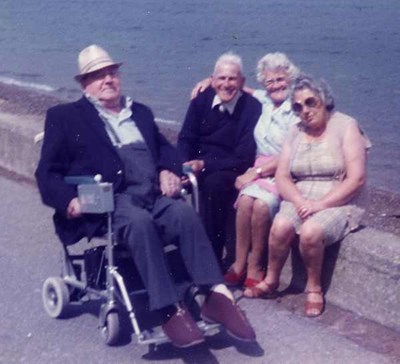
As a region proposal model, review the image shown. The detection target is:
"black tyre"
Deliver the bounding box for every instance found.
[100,311,120,346]
[42,277,70,318]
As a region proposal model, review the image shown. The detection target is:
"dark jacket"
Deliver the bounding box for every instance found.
[177,87,261,174]
[35,96,181,244]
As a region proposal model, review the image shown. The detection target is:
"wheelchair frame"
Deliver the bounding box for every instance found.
[42,170,219,347]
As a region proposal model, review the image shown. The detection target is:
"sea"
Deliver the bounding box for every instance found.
[0,0,399,193]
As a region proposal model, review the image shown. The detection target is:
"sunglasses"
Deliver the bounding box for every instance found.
[292,97,320,114]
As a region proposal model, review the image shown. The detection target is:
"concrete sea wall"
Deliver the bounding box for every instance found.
[0,109,399,333]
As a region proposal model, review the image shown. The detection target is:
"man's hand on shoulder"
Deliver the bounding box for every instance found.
[159,170,182,198]
[190,77,212,100]
[67,197,82,219]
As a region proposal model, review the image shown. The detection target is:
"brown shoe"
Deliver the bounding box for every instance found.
[162,306,205,348]
[200,291,256,342]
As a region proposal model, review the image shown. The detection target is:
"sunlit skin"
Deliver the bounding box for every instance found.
[227,70,291,283]
[292,88,329,137]
[81,65,122,112]
[263,69,291,107]
[211,63,245,103]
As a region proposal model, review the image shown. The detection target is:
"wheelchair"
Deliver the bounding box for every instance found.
[41,169,219,347]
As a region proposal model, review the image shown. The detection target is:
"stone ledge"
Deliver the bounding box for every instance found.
[1,113,399,332]
[0,112,42,178]
[281,227,400,332]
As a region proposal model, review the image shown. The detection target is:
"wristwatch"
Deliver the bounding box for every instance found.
[255,167,262,177]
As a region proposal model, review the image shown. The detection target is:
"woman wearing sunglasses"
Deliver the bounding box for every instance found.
[244,74,370,317]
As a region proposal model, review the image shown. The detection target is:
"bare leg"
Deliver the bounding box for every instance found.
[299,220,325,316]
[247,199,270,281]
[244,216,295,297]
[264,216,296,286]
[299,221,325,291]
[231,195,255,274]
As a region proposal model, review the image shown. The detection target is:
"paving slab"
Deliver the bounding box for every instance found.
[1,174,399,364]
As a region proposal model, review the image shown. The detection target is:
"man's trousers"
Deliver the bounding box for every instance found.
[113,193,223,311]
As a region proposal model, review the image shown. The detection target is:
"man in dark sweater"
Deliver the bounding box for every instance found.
[178,53,262,264]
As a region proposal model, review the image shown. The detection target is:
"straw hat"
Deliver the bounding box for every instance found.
[74,44,122,81]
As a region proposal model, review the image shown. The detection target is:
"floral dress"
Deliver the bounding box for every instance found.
[277,112,370,246]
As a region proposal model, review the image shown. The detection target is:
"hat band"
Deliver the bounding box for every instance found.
[80,57,116,75]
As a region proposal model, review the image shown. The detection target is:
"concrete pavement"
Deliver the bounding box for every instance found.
[0,174,399,363]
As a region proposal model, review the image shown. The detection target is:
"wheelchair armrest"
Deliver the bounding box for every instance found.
[64,175,103,185]
[181,166,200,213]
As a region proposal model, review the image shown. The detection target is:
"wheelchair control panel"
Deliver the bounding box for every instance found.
[65,174,114,213]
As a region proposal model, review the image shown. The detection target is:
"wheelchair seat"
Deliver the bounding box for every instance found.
[42,172,220,347]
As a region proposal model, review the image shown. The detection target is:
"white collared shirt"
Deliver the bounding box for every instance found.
[85,94,144,146]
[211,91,243,115]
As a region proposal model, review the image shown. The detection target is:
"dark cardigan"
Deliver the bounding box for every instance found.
[177,87,261,174]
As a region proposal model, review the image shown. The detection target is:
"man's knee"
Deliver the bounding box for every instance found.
[117,208,155,243]
[168,198,198,222]
[129,208,153,226]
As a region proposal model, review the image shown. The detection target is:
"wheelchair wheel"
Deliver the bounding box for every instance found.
[42,277,70,318]
[100,311,120,346]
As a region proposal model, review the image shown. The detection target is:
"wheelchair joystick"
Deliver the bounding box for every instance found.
[94,174,102,183]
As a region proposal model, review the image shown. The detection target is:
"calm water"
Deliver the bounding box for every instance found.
[0,0,399,192]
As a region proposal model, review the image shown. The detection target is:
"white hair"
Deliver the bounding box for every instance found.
[256,52,299,83]
[213,52,243,75]
[291,74,335,111]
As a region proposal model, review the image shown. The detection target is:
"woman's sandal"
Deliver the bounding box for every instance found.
[304,290,325,317]
[243,277,263,289]
[243,281,278,299]
[223,267,246,286]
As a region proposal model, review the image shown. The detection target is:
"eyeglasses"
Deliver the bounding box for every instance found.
[292,97,320,114]
[264,76,286,87]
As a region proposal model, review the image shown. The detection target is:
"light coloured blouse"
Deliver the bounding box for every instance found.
[235,90,300,207]
[253,89,300,157]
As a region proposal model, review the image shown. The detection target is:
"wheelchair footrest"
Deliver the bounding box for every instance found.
[134,320,221,346]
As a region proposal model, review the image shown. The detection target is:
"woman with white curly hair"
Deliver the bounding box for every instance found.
[191,52,301,287]
[224,53,301,288]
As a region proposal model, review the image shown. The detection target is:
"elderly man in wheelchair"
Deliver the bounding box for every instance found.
[35,44,255,348]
